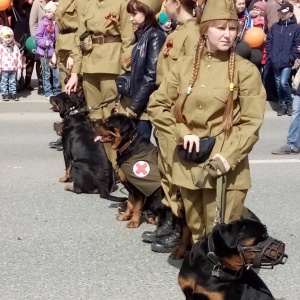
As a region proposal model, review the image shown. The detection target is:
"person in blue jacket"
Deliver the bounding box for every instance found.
[266,2,300,116]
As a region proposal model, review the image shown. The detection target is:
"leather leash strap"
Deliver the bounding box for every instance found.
[204,157,227,225]
[92,35,122,44]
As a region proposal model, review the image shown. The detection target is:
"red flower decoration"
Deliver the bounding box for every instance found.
[44,23,54,34]
[47,24,54,33]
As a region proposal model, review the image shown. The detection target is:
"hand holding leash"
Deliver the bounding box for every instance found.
[204,155,229,178]
[210,153,230,177]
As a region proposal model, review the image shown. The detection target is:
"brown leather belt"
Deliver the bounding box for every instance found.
[92,35,122,44]
[60,28,77,35]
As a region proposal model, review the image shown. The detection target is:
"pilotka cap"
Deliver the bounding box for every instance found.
[201,0,238,23]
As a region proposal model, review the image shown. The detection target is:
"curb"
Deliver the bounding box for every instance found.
[0,90,51,113]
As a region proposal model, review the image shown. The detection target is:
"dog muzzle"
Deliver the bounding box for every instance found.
[238,236,288,269]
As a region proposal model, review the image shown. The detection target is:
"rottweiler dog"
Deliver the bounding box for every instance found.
[93,113,165,228]
[49,93,126,202]
[178,219,288,300]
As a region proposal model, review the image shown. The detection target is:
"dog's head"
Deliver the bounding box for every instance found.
[210,219,287,271]
[50,91,86,119]
[92,114,137,150]
[50,74,85,118]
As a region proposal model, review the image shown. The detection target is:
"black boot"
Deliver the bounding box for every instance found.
[151,218,183,253]
[142,207,174,243]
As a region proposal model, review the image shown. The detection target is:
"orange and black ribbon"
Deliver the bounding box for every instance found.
[163,38,173,58]
[104,13,119,28]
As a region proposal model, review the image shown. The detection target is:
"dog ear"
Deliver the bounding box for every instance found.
[218,221,243,249]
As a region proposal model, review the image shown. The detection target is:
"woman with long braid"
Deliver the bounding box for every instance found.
[142,0,200,255]
[147,0,266,243]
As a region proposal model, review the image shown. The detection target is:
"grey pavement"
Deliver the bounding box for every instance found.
[0,89,299,300]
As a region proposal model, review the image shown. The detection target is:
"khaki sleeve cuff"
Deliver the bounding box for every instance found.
[174,123,193,144]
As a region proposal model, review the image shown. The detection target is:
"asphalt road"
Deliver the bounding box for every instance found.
[0,89,299,300]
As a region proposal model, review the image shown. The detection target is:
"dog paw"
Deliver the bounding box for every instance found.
[169,246,189,260]
[116,213,130,221]
[126,220,140,228]
[145,217,157,225]
[64,185,74,191]
[59,176,68,182]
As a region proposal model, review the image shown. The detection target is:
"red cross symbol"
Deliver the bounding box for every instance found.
[133,161,150,178]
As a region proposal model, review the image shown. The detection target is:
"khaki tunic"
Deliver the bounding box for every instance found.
[148,48,266,191]
[55,0,79,53]
[156,18,199,86]
[155,18,199,217]
[72,0,134,75]
[55,0,81,86]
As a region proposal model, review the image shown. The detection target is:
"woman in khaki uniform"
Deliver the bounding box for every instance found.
[148,0,266,243]
[54,0,80,88]
[65,0,134,120]
[64,0,134,162]
[142,0,200,254]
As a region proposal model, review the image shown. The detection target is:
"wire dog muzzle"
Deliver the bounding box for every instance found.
[238,236,288,269]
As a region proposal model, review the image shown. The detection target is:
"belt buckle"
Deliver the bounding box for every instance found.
[98,36,105,44]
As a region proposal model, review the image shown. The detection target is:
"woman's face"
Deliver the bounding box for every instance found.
[205,23,237,52]
[26,0,34,4]
[163,0,178,19]
[235,0,246,13]
[130,7,145,30]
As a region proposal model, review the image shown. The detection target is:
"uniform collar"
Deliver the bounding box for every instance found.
[176,17,196,29]
[202,46,230,62]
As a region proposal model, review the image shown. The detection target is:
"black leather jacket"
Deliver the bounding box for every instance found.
[128,25,166,116]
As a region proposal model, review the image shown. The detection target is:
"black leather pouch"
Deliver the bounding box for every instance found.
[79,31,93,53]
[115,72,131,97]
[178,136,216,164]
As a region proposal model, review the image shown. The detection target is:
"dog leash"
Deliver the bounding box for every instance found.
[204,157,227,225]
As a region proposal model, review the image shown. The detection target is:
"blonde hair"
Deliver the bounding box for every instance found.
[173,19,239,132]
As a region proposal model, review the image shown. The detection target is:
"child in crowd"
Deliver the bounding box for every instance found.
[0,26,22,101]
[235,0,252,34]
[267,1,300,116]
[250,1,267,29]
[158,12,173,36]
[250,1,267,70]
[35,0,61,100]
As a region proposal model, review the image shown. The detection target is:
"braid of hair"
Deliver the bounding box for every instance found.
[222,51,236,132]
[173,37,204,123]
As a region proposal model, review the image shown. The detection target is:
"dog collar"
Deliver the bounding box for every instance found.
[117,133,138,154]
[207,233,222,277]
[68,106,88,116]
[207,232,244,280]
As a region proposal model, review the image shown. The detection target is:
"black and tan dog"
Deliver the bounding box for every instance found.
[50,93,126,202]
[93,113,165,228]
[178,219,288,300]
